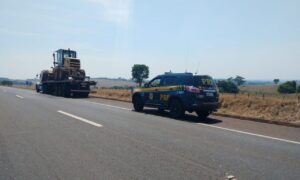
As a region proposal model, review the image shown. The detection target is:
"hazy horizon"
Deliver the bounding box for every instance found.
[1,0,299,80]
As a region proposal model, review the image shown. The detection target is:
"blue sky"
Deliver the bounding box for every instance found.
[0,0,299,80]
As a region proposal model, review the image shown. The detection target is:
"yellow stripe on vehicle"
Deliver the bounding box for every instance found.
[133,85,180,93]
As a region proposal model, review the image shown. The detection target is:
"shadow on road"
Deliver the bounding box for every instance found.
[140,108,222,125]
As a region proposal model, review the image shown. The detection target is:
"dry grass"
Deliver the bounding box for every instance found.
[219,94,300,124]
[14,85,35,90]
[240,85,278,94]
[90,89,132,102]
[91,89,300,124]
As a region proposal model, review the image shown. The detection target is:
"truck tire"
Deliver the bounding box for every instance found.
[169,99,185,118]
[63,84,71,98]
[133,95,144,112]
[196,110,210,120]
[77,92,89,98]
[42,84,48,94]
[36,85,40,93]
[54,84,62,96]
[81,93,89,98]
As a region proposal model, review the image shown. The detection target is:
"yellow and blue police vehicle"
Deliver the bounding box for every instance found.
[132,72,220,119]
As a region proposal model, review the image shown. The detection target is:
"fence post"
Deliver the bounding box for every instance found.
[234,93,237,98]
[248,93,250,98]
[262,93,265,100]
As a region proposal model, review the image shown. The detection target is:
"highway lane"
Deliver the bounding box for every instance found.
[0,86,300,180]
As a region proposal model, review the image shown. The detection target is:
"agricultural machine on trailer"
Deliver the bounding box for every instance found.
[36,49,96,98]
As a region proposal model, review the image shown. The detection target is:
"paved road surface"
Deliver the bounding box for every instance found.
[0,86,299,180]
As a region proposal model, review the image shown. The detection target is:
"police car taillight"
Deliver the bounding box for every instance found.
[184,86,201,93]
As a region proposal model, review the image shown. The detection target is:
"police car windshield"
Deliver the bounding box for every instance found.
[193,76,216,88]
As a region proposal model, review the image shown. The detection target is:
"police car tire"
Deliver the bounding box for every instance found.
[133,96,144,112]
[196,111,210,119]
[170,99,184,118]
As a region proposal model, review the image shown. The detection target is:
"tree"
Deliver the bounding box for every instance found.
[233,75,246,86]
[217,80,239,94]
[278,81,297,94]
[273,79,280,85]
[131,64,149,87]
[297,85,300,93]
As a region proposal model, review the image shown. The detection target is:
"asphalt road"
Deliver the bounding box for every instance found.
[0,86,299,180]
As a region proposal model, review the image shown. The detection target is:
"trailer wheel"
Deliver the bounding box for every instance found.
[80,93,89,98]
[63,84,70,98]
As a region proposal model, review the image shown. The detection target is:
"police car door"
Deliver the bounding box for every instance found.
[146,77,162,105]
[160,76,178,106]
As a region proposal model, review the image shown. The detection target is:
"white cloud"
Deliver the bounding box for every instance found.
[88,0,133,24]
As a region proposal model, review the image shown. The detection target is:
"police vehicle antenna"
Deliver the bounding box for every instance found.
[195,62,200,75]
[185,47,190,73]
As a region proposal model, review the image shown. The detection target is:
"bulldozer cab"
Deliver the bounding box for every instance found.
[54,49,80,69]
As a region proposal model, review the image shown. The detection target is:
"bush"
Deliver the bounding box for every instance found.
[217,80,239,93]
[1,80,13,86]
[278,81,297,94]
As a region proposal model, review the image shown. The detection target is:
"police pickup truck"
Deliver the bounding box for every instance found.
[132,73,220,119]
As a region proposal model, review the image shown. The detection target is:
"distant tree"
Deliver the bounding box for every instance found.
[233,75,246,86]
[297,85,300,93]
[273,79,280,85]
[227,77,234,82]
[278,81,297,94]
[217,80,239,94]
[1,80,13,86]
[131,64,149,87]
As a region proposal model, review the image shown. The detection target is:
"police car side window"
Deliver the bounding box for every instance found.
[163,77,178,86]
[149,78,161,87]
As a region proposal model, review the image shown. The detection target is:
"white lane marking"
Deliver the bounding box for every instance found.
[85,100,300,145]
[57,110,102,127]
[86,101,131,111]
[16,95,24,99]
[197,123,300,145]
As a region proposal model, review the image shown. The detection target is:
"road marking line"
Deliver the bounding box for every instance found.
[86,101,131,111]
[57,110,102,127]
[85,100,300,145]
[197,123,300,145]
[16,95,24,99]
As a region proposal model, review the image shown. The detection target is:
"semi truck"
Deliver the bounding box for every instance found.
[36,49,96,98]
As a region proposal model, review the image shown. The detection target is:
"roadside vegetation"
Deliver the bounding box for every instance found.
[1,80,13,86]
[12,68,300,125]
[278,81,297,94]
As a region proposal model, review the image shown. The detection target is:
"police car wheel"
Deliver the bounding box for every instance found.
[196,111,210,120]
[170,99,184,118]
[133,96,144,112]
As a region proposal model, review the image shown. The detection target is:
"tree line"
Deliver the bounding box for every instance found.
[131,64,300,94]
[0,80,13,86]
